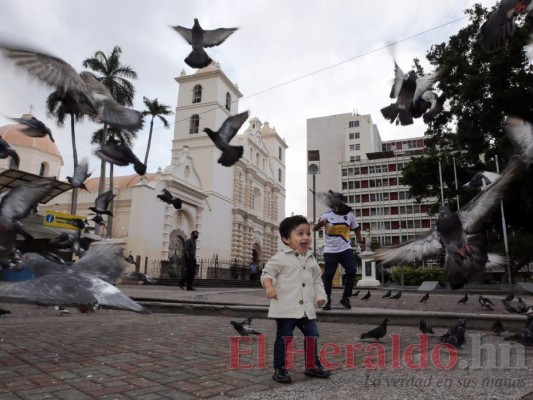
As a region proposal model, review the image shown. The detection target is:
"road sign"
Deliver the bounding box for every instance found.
[43,211,85,230]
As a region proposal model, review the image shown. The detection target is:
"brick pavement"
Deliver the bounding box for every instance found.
[0,287,532,399]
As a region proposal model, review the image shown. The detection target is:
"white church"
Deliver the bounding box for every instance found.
[0,62,287,272]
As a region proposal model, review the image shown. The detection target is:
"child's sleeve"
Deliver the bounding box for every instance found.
[260,255,280,287]
[311,262,327,302]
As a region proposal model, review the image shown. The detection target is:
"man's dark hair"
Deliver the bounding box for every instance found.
[279,215,309,239]
[191,230,199,235]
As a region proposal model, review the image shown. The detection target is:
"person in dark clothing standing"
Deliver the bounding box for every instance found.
[180,230,199,290]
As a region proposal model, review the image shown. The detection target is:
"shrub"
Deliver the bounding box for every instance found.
[389,266,445,286]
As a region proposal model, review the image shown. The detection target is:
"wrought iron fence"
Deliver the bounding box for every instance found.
[151,257,253,281]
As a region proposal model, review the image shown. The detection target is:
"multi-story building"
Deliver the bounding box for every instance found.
[307,113,437,258]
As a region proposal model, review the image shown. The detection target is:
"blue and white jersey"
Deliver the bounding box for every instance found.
[318,209,359,253]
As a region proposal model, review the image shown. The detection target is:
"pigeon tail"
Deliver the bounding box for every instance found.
[133,160,147,176]
[185,48,212,69]
[218,145,244,167]
[398,108,414,126]
[380,104,399,123]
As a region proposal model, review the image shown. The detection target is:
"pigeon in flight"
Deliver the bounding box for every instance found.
[361,290,371,300]
[420,91,446,123]
[316,190,352,215]
[156,189,182,210]
[0,180,54,242]
[506,116,533,164]
[375,157,523,289]
[418,318,435,334]
[381,62,441,126]
[66,158,91,190]
[360,318,389,342]
[390,290,402,300]
[479,0,533,53]
[382,289,392,299]
[9,115,54,142]
[462,171,501,192]
[230,317,262,336]
[95,139,146,176]
[90,214,106,227]
[458,293,469,305]
[204,111,249,167]
[419,292,430,303]
[0,137,20,169]
[0,243,149,314]
[89,190,116,216]
[0,44,143,131]
[172,18,238,69]
[491,317,505,335]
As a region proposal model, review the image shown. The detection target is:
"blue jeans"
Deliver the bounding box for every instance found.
[274,317,320,369]
[323,249,356,300]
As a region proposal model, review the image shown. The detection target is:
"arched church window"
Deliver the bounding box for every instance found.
[39,162,47,176]
[189,114,199,134]
[193,85,202,103]
[226,92,231,111]
[278,168,282,182]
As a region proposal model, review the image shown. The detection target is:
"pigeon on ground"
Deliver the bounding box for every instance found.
[479,296,494,311]
[156,189,182,210]
[420,292,430,303]
[9,115,54,142]
[0,44,143,131]
[172,18,238,69]
[0,244,149,313]
[0,180,54,242]
[0,137,20,169]
[360,318,389,342]
[230,317,262,336]
[462,171,501,192]
[95,139,146,176]
[382,290,391,299]
[505,293,515,301]
[361,290,371,300]
[66,159,91,190]
[55,305,70,316]
[375,157,523,289]
[89,190,116,216]
[441,325,466,348]
[390,291,402,300]
[517,297,528,314]
[121,271,157,285]
[351,289,360,298]
[492,317,505,335]
[502,299,520,314]
[479,0,533,53]
[380,62,441,126]
[479,294,495,307]
[439,319,467,342]
[420,91,446,123]
[204,111,249,167]
[458,293,469,305]
[316,190,352,215]
[418,318,435,334]
[0,306,11,316]
[0,246,22,269]
[503,323,533,345]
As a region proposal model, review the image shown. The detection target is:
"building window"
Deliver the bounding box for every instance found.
[39,162,47,176]
[278,168,282,182]
[355,156,361,162]
[226,92,231,111]
[192,85,202,103]
[278,147,282,161]
[349,120,359,128]
[189,114,199,134]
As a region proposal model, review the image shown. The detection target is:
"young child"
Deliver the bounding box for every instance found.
[261,215,331,384]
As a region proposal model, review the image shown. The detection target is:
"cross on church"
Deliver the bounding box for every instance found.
[29,104,34,114]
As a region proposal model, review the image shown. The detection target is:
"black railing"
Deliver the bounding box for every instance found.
[151,258,253,281]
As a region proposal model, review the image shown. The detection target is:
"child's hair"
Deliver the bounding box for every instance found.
[279,215,309,240]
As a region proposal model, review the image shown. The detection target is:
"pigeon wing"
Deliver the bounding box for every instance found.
[413,70,440,103]
[218,111,249,143]
[203,27,239,47]
[390,62,406,98]
[506,116,533,162]
[94,190,116,211]
[374,227,443,265]
[71,159,89,186]
[74,242,126,283]
[0,180,53,221]
[95,143,130,166]
[171,25,194,44]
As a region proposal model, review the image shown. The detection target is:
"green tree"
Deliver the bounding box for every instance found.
[400,3,533,279]
[141,96,173,167]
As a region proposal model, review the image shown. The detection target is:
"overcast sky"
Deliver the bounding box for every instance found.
[0,0,496,217]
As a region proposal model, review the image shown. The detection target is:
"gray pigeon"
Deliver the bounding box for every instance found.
[462,171,501,192]
[479,296,494,311]
[66,158,91,190]
[90,214,106,227]
[420,91,446,123]
[458,293,469,305]
[506,116,533,163]
[382,289,391,299]
[479,0,533,53]
[316,190,352,215]
[492,317,505,335]
[439,319,466,342]
[0,180,54,241]
[361,290,371,300]
[230,317,262,336]
[10,115,54,142]
[375,157,523,289]
[502,299,520,314]
[360,318,389,342]
[95,139,146,176]
[390,290,402,300]
[0,137,20,169]
[172,18,238,69]
[0,44,143,131]
[89,190,116,216]
[420,292,430,303]
[204,111,249,167]
[418,318,435,334]
[442,325,466,348]
[0,244,149,314]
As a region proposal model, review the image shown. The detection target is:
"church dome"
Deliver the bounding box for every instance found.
[0,114,61,157]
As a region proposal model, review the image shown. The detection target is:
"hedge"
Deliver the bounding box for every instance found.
[389,266,445,286]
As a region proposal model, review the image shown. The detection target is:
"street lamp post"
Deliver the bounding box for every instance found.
[308,150,320,258]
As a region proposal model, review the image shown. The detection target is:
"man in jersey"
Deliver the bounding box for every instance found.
[314,191,365,310]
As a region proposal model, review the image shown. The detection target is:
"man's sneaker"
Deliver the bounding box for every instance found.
[323,301,331,311]
[304,364,331,379]
[340,297,351,309]
[272,368,292,384]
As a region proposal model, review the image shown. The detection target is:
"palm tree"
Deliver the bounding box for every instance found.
[141,96,173,167]
[82,46,138,236]
[45,91,85,215]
